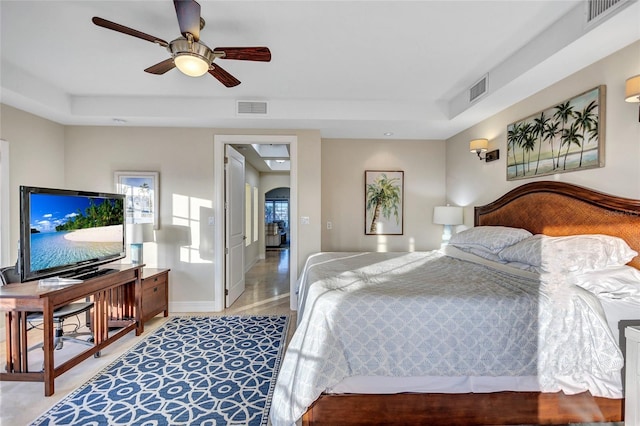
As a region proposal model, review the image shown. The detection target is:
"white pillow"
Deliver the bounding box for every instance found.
[448,226,532,254]
[574,265,640,298]
[498,234,637,273]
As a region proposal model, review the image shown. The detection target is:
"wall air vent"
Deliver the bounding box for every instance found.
[236,100,268,116]
[587,0,626,24]
[469,75,488,103]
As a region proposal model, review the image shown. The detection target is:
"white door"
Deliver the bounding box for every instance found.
[225,145,246,307]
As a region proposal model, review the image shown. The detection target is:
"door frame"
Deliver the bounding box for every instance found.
[213,134,298,312]
[0,139,10,266]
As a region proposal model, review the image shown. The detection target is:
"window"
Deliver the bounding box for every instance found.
[265,200,289,227]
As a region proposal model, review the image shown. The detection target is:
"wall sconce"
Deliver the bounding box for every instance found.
[625,74,640,122]
[433,205,463,243]
[128,223,154,265]
[470,139,499,162]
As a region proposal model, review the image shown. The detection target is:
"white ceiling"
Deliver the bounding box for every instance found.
[1,0,639,140]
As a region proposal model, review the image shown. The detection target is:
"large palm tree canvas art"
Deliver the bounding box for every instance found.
[506,86,605,181]
[365,170,403,235]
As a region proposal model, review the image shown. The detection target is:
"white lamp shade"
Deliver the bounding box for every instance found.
[469,138,488,152]
[433,206,463,225]
[129,223,154,244]
[625,75,640,102]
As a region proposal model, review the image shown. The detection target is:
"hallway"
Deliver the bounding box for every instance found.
[224,249,293,318]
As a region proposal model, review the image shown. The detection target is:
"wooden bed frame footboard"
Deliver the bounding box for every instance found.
[302,391,623,425]
[300,181,640,425]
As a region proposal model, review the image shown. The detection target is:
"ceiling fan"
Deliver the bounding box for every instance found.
[92,0,271,87]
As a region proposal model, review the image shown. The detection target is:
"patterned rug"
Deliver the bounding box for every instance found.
[31,315,290,426]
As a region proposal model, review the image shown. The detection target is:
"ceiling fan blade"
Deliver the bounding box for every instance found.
[209,64,241,87]
[174,0,201,41]
[144,58,176,75]
[92,17,168,47]
[214,47,272,62]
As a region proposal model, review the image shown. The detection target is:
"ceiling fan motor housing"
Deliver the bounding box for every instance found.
[169,38,218,66]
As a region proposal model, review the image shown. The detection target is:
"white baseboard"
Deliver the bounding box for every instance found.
[169,301,222,313]
[244,257,258,273]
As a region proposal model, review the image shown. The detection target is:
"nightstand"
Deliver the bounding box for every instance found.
[626,326,640,425]
[141,268,170,324]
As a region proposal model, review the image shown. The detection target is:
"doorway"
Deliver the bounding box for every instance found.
[265,188,290,249]
[213,135,298,312]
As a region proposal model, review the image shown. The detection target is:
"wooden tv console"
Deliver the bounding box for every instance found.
[0,264,146,396]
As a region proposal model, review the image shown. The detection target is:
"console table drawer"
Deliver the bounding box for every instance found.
[141,269,169,323]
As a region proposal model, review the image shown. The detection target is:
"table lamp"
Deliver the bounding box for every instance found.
[433,205,464,243]
[130,223,154,265]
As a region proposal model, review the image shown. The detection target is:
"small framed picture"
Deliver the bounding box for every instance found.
[364,170,404,235]
[114,171,159,229]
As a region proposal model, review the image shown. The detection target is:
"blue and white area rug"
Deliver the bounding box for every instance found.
[31,315,290,426]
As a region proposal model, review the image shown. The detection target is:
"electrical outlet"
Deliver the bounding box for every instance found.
[301,216,310,225]
[327,221,332,230]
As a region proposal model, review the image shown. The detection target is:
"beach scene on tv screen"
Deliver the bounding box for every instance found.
[29,193,124,272]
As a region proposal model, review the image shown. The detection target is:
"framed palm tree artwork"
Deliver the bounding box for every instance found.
[365,170,404,235]
[506,85,605,181]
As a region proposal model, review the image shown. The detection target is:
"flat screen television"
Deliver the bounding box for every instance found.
[19,186,126,282]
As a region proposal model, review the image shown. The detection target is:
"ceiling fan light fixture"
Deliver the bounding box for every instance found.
[174,53,209,77]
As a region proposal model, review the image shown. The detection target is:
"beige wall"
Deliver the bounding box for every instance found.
[0,104,66,261]
[0,105,67,333]
[321,138,447,251]
[64,126,217,308]
[446,40,640,226]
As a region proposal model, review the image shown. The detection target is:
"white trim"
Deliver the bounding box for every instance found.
[1,139,10,343]
[169,301,219,313]
[0,139,10,266]
[213,134,298,312]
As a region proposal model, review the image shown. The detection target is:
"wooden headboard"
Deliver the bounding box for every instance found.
[474,181,640,269]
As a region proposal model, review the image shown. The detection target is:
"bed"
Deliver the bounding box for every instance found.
[270,181,640,426]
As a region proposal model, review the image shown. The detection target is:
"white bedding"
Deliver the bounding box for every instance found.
[270,249,636,426]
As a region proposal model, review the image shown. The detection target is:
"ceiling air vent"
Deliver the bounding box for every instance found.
[587,0,625,23]
[469,75,488,103]
[236,100,268,116]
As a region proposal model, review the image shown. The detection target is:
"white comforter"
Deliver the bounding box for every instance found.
[270,250,625,426]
